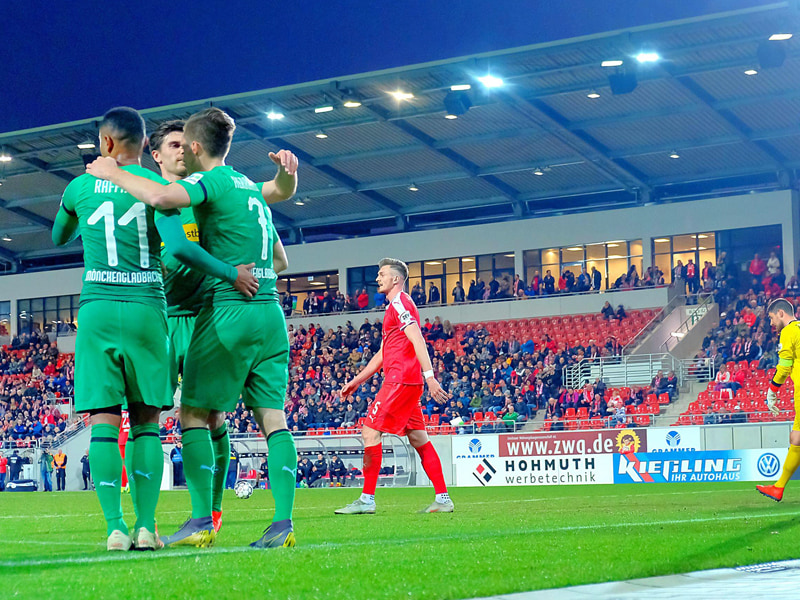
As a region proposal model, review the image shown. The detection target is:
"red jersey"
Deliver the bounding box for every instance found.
[0,456,7,474]
[382,291,423,385]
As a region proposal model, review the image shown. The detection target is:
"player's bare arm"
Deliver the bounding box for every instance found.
[261,150,298,204]
[340,346,383,399]
[273,238,289,274]
[402,322,450,404]
[86,156,191,209]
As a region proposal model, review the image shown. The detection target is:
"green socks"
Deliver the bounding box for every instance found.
[267,430,297,522]
[181,427,214,519]
[210,425,230,513]
[131,424,163,531]
[90,423,127,536]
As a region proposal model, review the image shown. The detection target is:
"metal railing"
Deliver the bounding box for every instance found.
[659,292,715,353]
[622,293,685,354]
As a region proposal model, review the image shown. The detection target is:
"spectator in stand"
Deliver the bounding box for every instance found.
[501,404,520,432]
[308,453,328,487]
[281,292,293,317]
[452,281,466,303]
[673,260,686,294]
[786,276,800,298]
[8,450,22,482]
[0,451,6,491]
[686,260,699,296]
[591,266,602,291]
[543,270,555,295]
[341,403,358,428]
[428,281,441,305]
[750,253,767,280]
[357,289,369,311]
[329,454,347,487]
[767,251,781,276]
[588,393,607,420]
[512,274,523,297]
[601,301,615,320]
[615,305,627,321]
[374,288,387,309]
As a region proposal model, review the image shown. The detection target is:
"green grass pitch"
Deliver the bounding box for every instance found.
[1,482,799,599]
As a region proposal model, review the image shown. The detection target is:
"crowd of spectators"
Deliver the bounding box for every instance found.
[0,332,75,449]
[198,301,671,438]
[289,265,667,317]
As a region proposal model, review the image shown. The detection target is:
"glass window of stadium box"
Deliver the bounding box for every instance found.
[524,241,642,290]
[277,271,339,310]
[0,301,9,336]
[652,233,716,283]
[347,265,379,307]
[17,294,80,336]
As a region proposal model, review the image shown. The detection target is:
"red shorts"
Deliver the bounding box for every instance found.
[365,383,425,435]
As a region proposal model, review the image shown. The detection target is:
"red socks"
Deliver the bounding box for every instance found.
[362,444,382,495]
[415,441,447,494]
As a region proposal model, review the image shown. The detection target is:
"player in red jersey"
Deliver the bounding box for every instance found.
[335,258,454,514]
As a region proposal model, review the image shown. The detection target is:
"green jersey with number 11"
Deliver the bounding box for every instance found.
[176,165,279,305]
[60,166,169,308]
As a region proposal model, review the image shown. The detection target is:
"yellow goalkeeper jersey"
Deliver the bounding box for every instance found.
[775,320,800,393]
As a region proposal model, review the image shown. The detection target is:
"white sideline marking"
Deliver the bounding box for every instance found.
[0,487,756,520]
[2,510,799,569]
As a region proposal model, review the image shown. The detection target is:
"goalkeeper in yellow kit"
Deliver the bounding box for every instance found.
[757,298,800,501]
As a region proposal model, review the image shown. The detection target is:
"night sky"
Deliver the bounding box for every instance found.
[0,0,775,133]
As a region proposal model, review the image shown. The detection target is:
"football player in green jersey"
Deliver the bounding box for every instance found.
[149,120,297,534]
[53,107,258,552]
[88,107,299,549]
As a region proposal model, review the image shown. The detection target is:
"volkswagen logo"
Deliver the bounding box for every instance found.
[758,453,781,478]
[468,439,482,454]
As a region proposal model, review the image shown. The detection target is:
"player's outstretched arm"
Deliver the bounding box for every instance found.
[273,237,289,274]
[261,150,298,204]
[341,347,383,399]
[51,207,80,246]
[403,322,450,404]
[85,157,190,209]
[156,214,259,297]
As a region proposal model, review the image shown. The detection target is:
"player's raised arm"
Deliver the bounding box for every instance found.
[155,213,259,298]
[340,343,383,399]
[261,150,298,204]
[402,322,450,404]
[86,156,190,209]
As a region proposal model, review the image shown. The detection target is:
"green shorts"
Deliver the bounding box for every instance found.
[168,314,196,392]
[182,302,288,412]
[75,300,172,413]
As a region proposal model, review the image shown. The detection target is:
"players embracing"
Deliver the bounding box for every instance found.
[335,258,454,515]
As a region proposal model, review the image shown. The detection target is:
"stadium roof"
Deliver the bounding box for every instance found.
[0,2,799,273]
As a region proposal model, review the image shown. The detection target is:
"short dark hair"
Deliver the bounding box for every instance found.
[184,107,235,158]
[378,257,409,281]
[768,298,794,316]
[149,120,185,154]
[99,106,146,147]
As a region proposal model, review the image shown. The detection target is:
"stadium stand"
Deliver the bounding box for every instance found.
[0,333,76,449]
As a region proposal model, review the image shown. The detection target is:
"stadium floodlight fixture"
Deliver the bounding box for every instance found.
[586,90,601,99]
[669,150,680,159]
[444,114,458,120]
[408,183,419,192]
[389,90,414,101]
[450,84,471,91]
[601,60,624,68]
[315,130,329,139]
[77,140,96,150]
[1,234,11,242]
[267,110,285,121]
[314,105,334,113]
[342,91,362,108]
[744,68,759,76]
[769,33,793,41]
[635,52,660,64]
[478,74,504,88]
[294,198,305,206]
[0,154,11,163]
[533,168,544,176]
